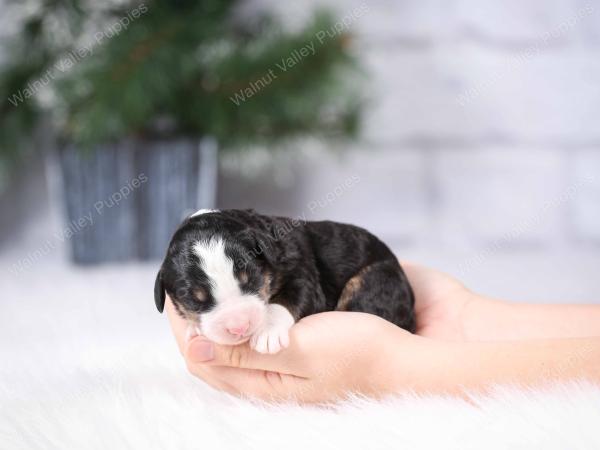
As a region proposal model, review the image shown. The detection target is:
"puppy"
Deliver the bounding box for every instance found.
[154,209,415,354]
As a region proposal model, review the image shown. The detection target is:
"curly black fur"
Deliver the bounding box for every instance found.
[154,209,415,332]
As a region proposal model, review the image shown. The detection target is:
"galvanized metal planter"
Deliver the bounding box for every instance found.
[56,137,217,264]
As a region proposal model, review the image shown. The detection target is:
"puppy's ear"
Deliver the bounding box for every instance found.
[241,229,283,270]
[154,270,166,313]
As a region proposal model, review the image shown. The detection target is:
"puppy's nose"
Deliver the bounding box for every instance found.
[226,321,249,337]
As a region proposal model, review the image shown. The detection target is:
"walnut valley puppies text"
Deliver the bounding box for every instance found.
[233,174,361,271]
[92,173,148,215]
[9,173,147,276]
[7,3,148,108]
[229,3,370,105]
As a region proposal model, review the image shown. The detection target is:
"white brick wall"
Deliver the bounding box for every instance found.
[455,0,587,43]
[223,1,600,248]
[571,149,600,241]
[432,148,566,247]
[294,148,430,242]
[0,1,597,302]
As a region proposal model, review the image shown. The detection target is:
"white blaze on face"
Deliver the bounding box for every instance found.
[192,238,266,345]
[194,238,238,300]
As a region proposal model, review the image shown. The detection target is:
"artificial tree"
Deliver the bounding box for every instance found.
[0,0,362,262]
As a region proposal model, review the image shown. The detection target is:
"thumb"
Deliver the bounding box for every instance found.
[185,337,307,377]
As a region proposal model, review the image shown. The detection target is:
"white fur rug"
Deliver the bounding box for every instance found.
[3,337,600,449]
[2,263,600,450]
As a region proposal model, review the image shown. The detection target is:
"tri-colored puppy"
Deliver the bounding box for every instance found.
[154,209,415,354]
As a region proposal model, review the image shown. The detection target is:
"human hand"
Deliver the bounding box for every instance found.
[166,296,419,403]
[165,262,483,402]
[165,267,600,403]
[402,261,479,340]
[403,261,600,341]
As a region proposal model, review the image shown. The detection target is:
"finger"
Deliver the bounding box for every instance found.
[165,295,189,354]
[185,363,232,394]
[398,259,416,267]
[191,364,308,402]
[185,335,310,378]
[398,260,424,283]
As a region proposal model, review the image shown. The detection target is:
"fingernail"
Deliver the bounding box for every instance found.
[189,339,214,363]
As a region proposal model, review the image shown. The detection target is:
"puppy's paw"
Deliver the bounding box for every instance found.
[250,326,290,354]
[249,304,294,354]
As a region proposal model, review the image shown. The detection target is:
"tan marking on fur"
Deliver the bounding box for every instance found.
[336,275,362,311]
[184,311,199,323]
[172,298,197,322]
[193,289,207,302]
[259,271,272,301]
[336,265,373,311]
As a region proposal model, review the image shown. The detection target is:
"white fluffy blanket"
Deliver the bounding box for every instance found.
[2,264,599,450]
[2,353,600,450]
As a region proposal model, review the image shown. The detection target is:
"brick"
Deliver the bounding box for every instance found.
[251,1,597,46]
[217,148,308,218]
[350,0,455,43]
[433,148,565,246]
[571,149,600,241]
[361,45,600,144]
[453,44,600,142]
[218,146,429,243]
[250,0,456,42]
[455,0,589,44]
[361,49,470,143]
[577,0,600,45]
[295,147,429,242]
[240,1,600,144]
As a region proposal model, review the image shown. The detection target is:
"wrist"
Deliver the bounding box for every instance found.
[461,293,513,341]
[377,331,464,396]
[384,336,600,396]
